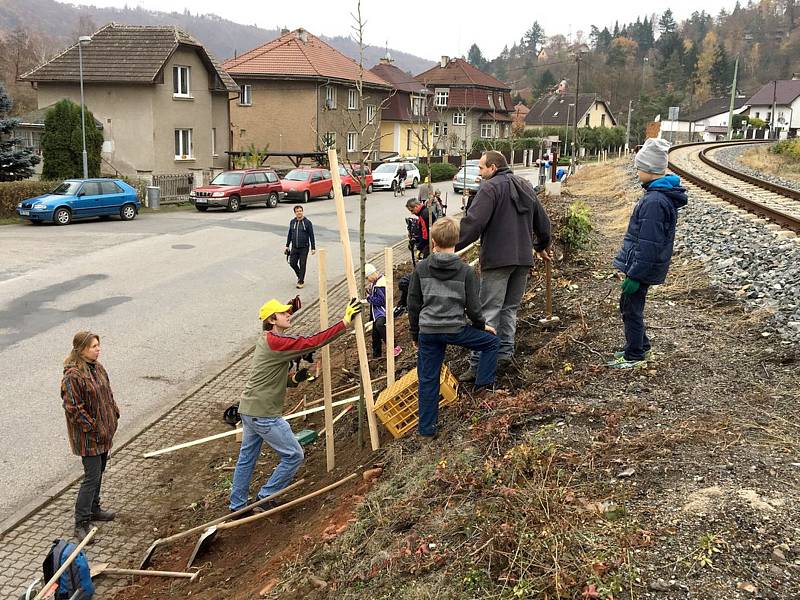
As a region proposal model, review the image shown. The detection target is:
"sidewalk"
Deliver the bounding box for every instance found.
[0,238,410,598]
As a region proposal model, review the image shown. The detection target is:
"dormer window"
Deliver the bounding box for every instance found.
[434,88,449,107]
[488,94,495,110]
[498,94,505,110]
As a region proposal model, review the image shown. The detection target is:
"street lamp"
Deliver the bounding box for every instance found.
[78,35,91,179]
[571,44,589,169]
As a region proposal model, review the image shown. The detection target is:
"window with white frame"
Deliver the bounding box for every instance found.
[325,86,336,109]
[240,84,252,106]
[411,95,426,116]
[211,127,217,156]
[367,104,376,124]
[488,94,495,110]
[346,131,358,152]
[322,132,336,149]
[174,128,193,159]
[433,122,440,136]
[422,128,428,145]
[442,122,448,136]
[173,66,191,97]
[498,94,506,110]
[452,111,465,125]
[348,89,358,110]
[480,123,494,138]
[434,88,449,107]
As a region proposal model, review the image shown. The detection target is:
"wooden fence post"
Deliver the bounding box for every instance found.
[318,249,335,471]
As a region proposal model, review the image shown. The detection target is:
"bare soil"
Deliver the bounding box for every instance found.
[113,161,799,599]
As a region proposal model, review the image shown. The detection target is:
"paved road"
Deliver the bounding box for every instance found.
[0,185,447,521]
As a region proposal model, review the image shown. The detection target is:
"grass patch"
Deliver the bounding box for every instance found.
[738,145,800,184]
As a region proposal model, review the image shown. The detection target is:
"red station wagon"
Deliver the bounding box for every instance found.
[338,165,374,195]
[281,168,334,203]
[191,168,284,212]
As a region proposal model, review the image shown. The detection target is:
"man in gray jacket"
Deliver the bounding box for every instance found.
[455,151,552,380]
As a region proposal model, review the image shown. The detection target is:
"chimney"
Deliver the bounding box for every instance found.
[296,28,308,43]
[440,56,449,68]
[281,27,289,35]
[379,50,393,65]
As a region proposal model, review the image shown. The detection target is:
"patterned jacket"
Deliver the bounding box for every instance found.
[61,362,120,456]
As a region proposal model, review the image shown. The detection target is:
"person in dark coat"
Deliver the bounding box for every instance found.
[405,198,436,258]
[61,331,120,542]
[610,138,688,368]
[285,206,316,289]
[455,151,551,381]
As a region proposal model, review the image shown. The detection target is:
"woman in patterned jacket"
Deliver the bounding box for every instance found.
[61,331,120,542]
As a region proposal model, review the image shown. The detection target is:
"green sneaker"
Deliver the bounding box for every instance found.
[613,349,654,361]
[606,355,645,369]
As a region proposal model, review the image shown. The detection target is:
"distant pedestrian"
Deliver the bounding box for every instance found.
[364,263,402,359]
[394,164,408,196]
[61,331,119,542]
[417,176,433,203]
[609,138,687,368]
[405,197,436,259]
[456,150,552,381]
[285,206,316,289]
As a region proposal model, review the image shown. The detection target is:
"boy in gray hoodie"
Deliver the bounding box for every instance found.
[407,217,499,439]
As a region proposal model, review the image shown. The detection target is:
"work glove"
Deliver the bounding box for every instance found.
[343,297,362,325]
[620,277,641,295]
[288,295,302,314]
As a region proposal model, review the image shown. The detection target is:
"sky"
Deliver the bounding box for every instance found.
[71,0,739,60]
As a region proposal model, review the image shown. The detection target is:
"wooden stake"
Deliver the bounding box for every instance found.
[143,396,359,458]
[318,248,335,472]
[384,246,396,387]
[327,148,380,451]
[319,404,353,438]
[33,527,97,600]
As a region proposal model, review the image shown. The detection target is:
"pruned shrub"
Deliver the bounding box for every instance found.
[561,200,592,250]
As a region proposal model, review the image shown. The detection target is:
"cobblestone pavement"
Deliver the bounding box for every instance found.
[0,239,408,598]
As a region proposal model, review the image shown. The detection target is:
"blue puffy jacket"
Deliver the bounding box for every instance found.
[612,175,688,285]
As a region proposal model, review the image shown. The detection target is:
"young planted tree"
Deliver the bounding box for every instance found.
[0,82,40,181]
[41,99,103,179]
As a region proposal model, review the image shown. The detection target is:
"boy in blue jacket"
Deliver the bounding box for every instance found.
[609,138,688,368]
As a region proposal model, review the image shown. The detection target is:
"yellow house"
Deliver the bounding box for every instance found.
[369,56,431,159]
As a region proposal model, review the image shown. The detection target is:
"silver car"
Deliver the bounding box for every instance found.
[453,166,482,195]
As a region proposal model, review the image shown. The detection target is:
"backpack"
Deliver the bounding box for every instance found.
[42,539,94,600]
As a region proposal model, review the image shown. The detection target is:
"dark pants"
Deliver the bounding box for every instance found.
[372,315,387,358]
[75,452,108,524]
[289,246,310,283]
[417,326,499,436]
[619,284,651,360]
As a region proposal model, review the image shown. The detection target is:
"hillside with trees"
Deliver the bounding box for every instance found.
[468,1,799,142]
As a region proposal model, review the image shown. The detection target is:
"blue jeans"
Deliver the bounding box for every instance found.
[619,284,650,361]
[229,415,304,511]
[417,326,499,436]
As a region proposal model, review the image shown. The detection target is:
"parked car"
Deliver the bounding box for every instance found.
[190,168,283,212]
[16,179,140,225]
[371,162,420,192]
[338,165,373,195]
[281,168,334,203]
[453,166,482,196]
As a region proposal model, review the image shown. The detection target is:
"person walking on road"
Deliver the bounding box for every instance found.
[455,151,552,381]
[229,297,362,512]
[61,331,120,542]
[285,206,316,289]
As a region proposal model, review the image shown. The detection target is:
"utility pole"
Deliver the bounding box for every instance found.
[726,56,739,141]
[770,79,778,139]
[572,55,580,165]
[625,99,633,152]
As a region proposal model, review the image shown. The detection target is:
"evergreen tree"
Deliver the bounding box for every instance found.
[0,82,40,181]
[41,99,103,180]
[710,44,732,96]
[524,22,545,53]
[533,69,557,97]
[467,44,486,70]
[658,9,677,35]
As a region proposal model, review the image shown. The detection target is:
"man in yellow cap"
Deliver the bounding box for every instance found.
[229,297,362,512]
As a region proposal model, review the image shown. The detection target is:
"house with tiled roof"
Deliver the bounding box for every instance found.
[525,92,617,129]
[746,78,800,137]
[369,55,431,159]
[223,28,392,164]
[20,23,237,178]
[659,96,750,142]
[416,56,513,154]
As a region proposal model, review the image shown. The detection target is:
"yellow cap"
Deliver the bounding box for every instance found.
[258,299,292,321]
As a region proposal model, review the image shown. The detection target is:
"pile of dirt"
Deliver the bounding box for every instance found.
[113,161,799,599]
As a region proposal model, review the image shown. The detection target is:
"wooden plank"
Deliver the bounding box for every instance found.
[327,148,380,451]
[318,248,335,472]
[384,246,396,387]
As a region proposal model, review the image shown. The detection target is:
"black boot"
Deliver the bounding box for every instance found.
[74,521,94,543]
[91,508,116,522]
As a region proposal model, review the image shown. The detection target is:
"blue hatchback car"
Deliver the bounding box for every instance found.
[16,179,141,225]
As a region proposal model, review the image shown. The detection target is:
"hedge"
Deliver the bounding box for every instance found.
[0,180,58,219]
[429,162,458,182]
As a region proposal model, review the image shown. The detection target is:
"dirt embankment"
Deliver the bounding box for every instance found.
[115,161,799,599]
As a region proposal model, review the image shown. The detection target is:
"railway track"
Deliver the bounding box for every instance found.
[668,141,800,233]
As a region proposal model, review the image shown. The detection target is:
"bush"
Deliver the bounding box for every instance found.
[42,99,103,179]
[0,180,59,218]
[429,162,458,182]
[561,200,592,250]
[770,139,800,158]
[416,162,429,181]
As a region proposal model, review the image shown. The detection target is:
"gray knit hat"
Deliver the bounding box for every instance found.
[634,138,671,174]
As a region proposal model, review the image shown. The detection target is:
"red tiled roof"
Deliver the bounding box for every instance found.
[416,58,510,90]
[447,88,513,113]
[223,28,390,88]
[20,23,237,92]
[370,61,428,94]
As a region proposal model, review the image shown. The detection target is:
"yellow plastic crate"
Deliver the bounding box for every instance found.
[374,365,459,438]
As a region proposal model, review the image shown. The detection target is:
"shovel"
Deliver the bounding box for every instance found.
[539,259,560,326]
[186,472,356,569]
[91,562,199,582]
[139,478,305,569]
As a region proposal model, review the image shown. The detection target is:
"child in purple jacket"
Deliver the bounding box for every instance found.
[365,263,402,359]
